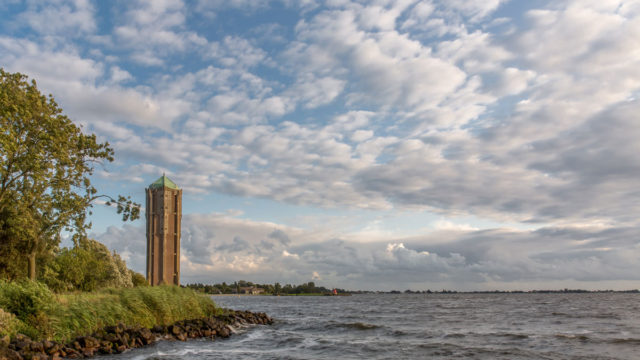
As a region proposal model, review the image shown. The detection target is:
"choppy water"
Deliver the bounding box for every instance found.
[102,293,640,359]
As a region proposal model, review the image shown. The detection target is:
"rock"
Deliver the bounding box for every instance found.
[169,325,182,336]
[218,326,230,338]
[0,335,10,347]
[104,333,118,343]
[72,341,82,351]
[65,349,81,359]
[151,325,165,334]
[92,329,105,339]
[98,344,112,355]
[41,341,54,352]
[46,343,60,356]
[114,332,129,347]
[82,348,95,357]
[78,336,99,349]
[0,347,23,360]
[11,342,29,352]
[139,327,155,345]
[29,341,44,353]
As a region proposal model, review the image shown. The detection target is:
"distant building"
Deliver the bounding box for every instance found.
[146,175,182,286]
[239,286,265,295]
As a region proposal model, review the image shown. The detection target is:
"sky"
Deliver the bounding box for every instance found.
[2,0,640,291]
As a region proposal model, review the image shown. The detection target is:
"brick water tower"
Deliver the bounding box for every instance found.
[146,174,182,286]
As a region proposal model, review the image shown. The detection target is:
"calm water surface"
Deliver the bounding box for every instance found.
[102,293,640,359]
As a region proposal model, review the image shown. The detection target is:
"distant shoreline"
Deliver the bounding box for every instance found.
[205,289,640,295]
[209,293,348,297]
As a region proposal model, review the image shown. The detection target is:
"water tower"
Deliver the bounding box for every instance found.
[145,174,182,285]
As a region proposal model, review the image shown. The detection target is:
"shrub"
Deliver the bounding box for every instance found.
[130,271,148,287]
[0,280,54,321]
[0,308,22,339]
[42,239,133,292]
[0,280,58,339]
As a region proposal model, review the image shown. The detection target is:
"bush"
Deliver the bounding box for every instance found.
[130,271,148,287]
[42,239,133,292]
[0,280,54,321]
[0,308,22,339]
[0,280,58,339]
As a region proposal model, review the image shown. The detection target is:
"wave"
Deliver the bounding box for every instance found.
[554,333,590,341]
[551,311,620,319]
[443,332,529,340]
[342,322,381,330]
[443,333,466,338]
[554,333,640,346]
[327,321,381,331]
[608,338,640,345]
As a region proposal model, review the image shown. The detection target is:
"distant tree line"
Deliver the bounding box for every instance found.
[186,281,348,295]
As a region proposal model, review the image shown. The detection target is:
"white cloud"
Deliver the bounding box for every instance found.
[290,7,469,115]
[288,75,346,109]
[95,213,640,290]
[114,0,207,65]
[16,0,96,36]
[208,36,270,68]
[432,219,479,232]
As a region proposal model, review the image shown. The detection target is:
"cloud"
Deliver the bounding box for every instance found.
[15,0,96,36]
[207,36,271,69]
[287,75,346,109]
[114,0,207,65]
[95,213,640,290]
[288,6,470,117]
[0,38,190,130]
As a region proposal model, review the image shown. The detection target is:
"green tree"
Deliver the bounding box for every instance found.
[0,69,139,280]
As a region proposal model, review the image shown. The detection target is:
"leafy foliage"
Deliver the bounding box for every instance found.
[0,279,56,339]
[0,280,53,322]
[130,271,148,287]
[0,308,22,339]
[41,239,134,292]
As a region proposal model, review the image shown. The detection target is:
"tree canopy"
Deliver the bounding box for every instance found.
[0,68,139,280]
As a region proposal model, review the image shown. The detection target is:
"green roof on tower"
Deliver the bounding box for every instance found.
[148,174,179,189]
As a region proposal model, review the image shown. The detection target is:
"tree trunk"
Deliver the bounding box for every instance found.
[27,251,36,280]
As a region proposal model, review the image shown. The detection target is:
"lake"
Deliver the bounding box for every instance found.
[101,293,640,359]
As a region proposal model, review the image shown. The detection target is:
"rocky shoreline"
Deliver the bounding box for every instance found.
[0,309,272,360]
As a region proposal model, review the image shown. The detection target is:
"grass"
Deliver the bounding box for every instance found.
[0,280,219,342]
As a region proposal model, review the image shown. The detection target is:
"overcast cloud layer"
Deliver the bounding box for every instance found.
[2,0,640,290]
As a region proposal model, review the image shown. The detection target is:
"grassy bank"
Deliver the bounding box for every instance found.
[0,280,218,342]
